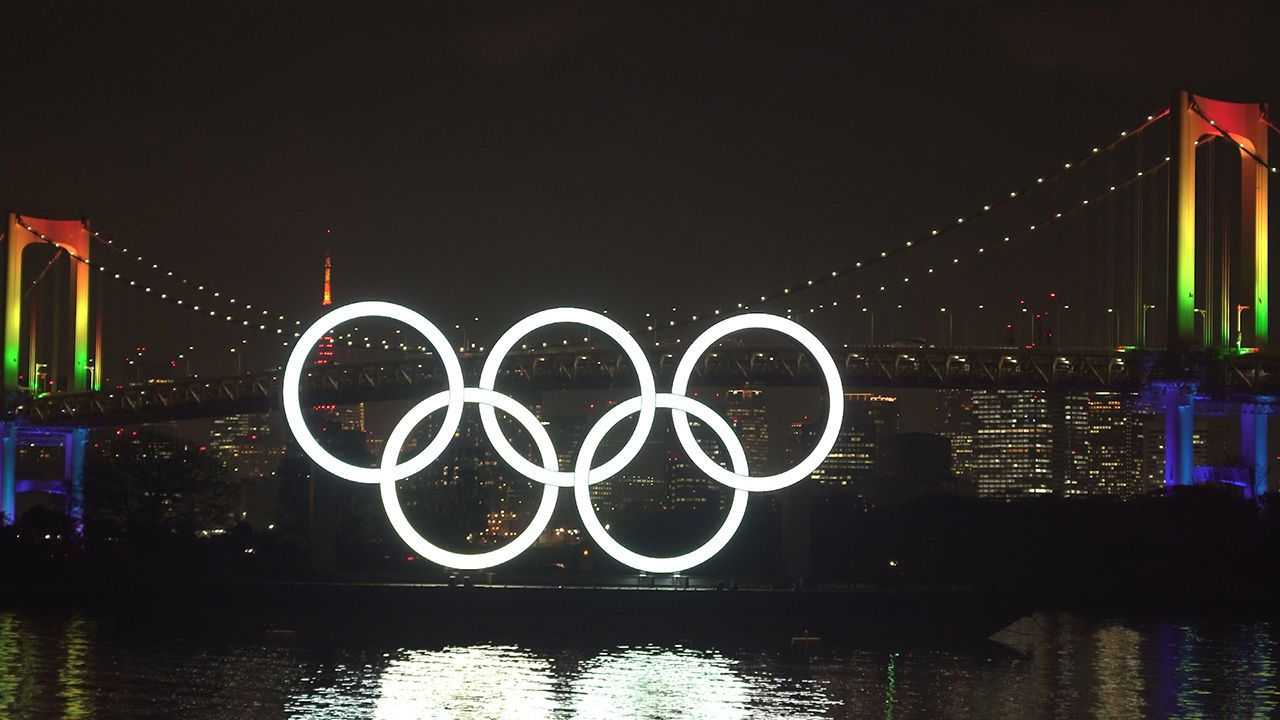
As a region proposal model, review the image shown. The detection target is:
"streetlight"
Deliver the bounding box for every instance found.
[1193,308,1208,347]
[862,308,874,345]
[1237,304,1251,349]
[230,347,240,374]
[1020,300,1029,346]
[1058,305,1070,347]
[1141,304,1157,349]
[132,346,146,383]
[940,307,953,347]
[1107,308,1120,348]
[1049,293,1065,347]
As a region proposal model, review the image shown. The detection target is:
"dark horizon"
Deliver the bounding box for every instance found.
[3,2,1278,385]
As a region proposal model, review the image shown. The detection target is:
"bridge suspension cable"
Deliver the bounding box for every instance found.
[16,217,303,350]
[788,159,1171,326]
[640,108,1171,340]
[82,226,462,357]
[81,224,302,336]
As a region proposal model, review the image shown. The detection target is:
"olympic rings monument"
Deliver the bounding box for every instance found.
[284,303,843,575]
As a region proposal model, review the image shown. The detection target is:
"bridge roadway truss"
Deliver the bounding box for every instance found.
[9,345,1280,428]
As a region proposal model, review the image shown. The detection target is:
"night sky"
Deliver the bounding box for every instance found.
[3,1,1278,387]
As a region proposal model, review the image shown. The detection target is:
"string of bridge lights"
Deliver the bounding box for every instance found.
[329,309,630,355]
[19,218,287,342]
[82,226,567,356]
[632,109,1172,340]
[27,221,664,359]
[781,158,1172,326]
[78,225,302,344]
[54,224,438,355]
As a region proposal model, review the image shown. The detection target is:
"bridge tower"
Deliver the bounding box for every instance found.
[1168,90,1270,351]
[1164,92,1272,494]
[1,214,100,526]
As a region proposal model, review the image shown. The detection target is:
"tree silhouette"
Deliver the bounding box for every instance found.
[84,430,238,546]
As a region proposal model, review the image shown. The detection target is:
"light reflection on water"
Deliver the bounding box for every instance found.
[374,646,558,719]
[0,610,1276,719]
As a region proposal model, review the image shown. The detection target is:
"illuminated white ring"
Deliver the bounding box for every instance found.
[380,387,559,570]
[574,393,749,574]
[477,308,657,488]
[671,313,844,492]
[283,301,465,484]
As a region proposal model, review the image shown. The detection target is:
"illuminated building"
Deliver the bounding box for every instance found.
[971,390,1088,500]
[667,418,726,509]
[1136,415,1207,493]
[589,475,665,511]
[724,388,769,474]
[209,413,283,478]
[1083,393,1145,497]
[934,389,975,487]
[795,393,898,495]
[480,509,521,544]
[397,405,540,522]
[555,406,668,512]
[547,415,586,478]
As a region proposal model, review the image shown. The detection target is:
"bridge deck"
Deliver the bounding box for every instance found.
[8,345,1280,427]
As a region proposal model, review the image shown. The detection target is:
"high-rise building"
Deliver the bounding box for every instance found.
[1084,393,1145,497]
[1135,415,1207,494]
[971,390,1088,500]
[209,413,284,479]
[725,388,769,475]
[586,414,666,512]
[935,389,975,486]
[666,418,727,509]
[395,405,547,546]
[794,393,898,495]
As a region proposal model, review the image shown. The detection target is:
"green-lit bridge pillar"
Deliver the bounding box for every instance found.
[1167,90,1270,350]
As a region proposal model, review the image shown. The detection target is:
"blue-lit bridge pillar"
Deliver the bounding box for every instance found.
[66,428,88,532]
[0,426,89,527]
[0,424,15,523]
[1161,382,1196,487]
[1240,401,1271,497]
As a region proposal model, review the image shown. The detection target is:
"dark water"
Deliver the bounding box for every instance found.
[0,609,1276,719]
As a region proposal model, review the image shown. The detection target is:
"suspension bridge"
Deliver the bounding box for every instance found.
[1,90,1274,524]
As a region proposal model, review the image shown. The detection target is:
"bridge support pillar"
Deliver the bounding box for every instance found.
[1240,401,1271,497]
[0,424,14,524]
[65,428,87,533]
[1161,383,1196,487]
